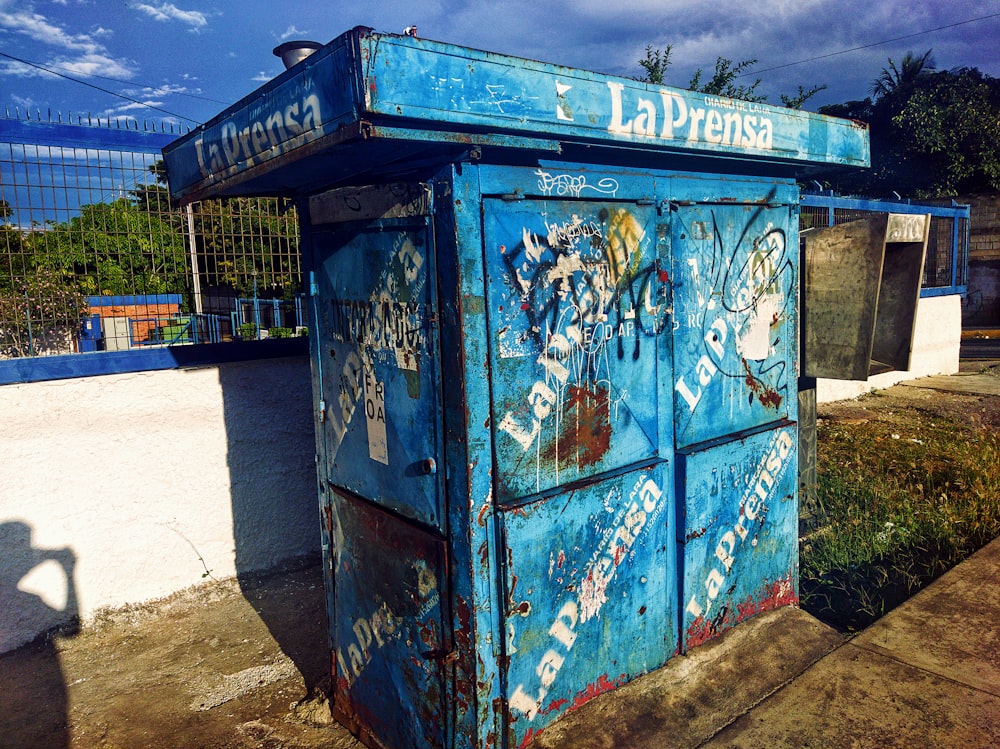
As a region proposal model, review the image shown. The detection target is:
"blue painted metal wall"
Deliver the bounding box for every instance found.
[163,28,868,205]
[161,26,870,749]
[301,162,799,749]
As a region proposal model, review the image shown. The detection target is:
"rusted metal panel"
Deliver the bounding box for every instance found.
[670,188,798,449]
[678,423,799,651]
[501,463,675,747]
[871,214,929,372]
[802,213,929,380]
[163,27,869,204]
[801,218,885,380]
[483,190,670,503]
[309,198,445,531]
[326,488,451,748]
[302,164,804,749]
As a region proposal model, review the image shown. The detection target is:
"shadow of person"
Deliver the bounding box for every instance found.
[0,521,80,749]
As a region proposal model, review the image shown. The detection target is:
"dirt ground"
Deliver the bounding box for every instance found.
[0,562,363,749]
[817,364,1000,430]
[3,366,1000,749]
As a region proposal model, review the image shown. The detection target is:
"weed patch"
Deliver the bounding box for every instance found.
[800,392,1000,632]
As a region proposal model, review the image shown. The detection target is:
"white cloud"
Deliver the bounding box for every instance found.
[139,83,192,97]
[129,2,208,31]
[251,71,273,82]
[0,7,136,79]
[0,9,105,54]
[280,25,311,41]
[10,93,34,108]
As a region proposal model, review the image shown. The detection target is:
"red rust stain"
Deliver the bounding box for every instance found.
[568,673,628,712]
[686,526,708,541]
[518,727,544,749]
[743,359,782,409]
[557,550,566,569]
[477,503,489,527]
[613,544,625,566]
[657,269,671,283]
[545,697,569,713]
[687,575,797,649]
[539,383,612,469]
[737,577,798,620]
[478,541,489,567]
[685,614,724,649]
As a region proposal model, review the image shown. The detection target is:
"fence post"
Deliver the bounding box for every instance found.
[185,204,203,315]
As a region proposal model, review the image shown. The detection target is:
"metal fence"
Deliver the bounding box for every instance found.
[0,114,301,359]
[800,191,970,297]
[2,115,972,362]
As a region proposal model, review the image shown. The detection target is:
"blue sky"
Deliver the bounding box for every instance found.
[0,0,998,128]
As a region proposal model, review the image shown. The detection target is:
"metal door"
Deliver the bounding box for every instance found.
[310,184,445,530]
[501,462,675,746]
[677,423,798,650]
[483,197,669,503]
[670,200,797,448]
[308,183,453,749]
[326,488,451,749]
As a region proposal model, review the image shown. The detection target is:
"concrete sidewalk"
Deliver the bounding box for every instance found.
[531,536,1000,749]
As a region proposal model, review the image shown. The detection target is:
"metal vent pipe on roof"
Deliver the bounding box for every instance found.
[272,41,322,70]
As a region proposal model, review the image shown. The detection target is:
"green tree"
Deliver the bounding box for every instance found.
[40,198,189,296]
[871,49,935,101]
[192,197,300,299]
[638,44,673,85]
[638,46,824,108]
[689,57,766,103]
[0,265,87,358]
[890,67,1000,195]
[816,58,1000,198]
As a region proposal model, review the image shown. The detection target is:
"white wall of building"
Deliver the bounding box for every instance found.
[817,294,962,403]
[0,356,319,653]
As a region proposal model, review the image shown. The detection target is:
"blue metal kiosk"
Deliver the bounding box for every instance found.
[164,27,868,749]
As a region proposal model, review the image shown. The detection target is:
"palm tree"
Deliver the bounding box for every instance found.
[871,50,935,100]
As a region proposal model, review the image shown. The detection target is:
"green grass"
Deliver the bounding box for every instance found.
[799,402,1000,631]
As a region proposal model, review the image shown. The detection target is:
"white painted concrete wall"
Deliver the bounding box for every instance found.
[0,356,318,653]
[817,294,962,403]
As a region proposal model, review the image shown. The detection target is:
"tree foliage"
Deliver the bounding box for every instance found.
[1,155,301,356]
[638,45,824,109]
[689,57,766,103]
[39,198,189,296]
[871,50,935,101]
[638,44,673,85]
[191,197,299,299]
[816,54,1000,198]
